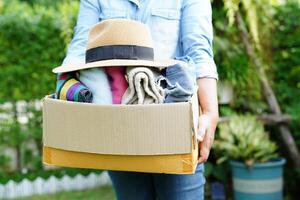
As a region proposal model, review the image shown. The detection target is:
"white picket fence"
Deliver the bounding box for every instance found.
[0,171,111,199]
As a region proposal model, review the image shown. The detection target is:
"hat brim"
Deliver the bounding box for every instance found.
[52,59,181,73]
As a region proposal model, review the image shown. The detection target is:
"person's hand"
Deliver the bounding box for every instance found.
[197,113,218,163]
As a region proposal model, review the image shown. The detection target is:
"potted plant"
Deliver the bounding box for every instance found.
[214,115,286,200]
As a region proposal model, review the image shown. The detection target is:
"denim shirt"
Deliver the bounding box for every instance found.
[62,0,218,79]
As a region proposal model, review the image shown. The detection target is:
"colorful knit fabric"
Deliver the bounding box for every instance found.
[55,73,93,103]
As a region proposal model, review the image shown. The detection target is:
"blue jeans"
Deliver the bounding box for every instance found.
[107,163,205,200]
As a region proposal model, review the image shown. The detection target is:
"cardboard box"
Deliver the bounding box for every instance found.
[42,91,199,174]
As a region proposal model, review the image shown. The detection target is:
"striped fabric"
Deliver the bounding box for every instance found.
[55,73,93,103]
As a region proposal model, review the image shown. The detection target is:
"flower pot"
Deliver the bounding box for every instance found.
[230,158,286,200]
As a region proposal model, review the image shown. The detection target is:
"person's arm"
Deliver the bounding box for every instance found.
[62,0,100,65]
[181,0,219,162]
[197,78,219,162]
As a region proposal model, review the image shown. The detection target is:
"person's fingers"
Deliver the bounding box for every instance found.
[198,139,209,163]
[198,127,214,163]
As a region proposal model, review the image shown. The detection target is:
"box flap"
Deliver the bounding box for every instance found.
[43,98,194,155]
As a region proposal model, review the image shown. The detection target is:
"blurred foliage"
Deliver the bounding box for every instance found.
[271,1,300,197]
[213,1,266,113]
[272,1,300,140]
[0,168,101,184]
[0,0,79,174]
[213,0,300,197]
[0,0,78,102]
[205,161,229,182]
[214,115,278,166]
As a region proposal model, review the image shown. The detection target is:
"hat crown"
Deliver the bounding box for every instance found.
[52,19,179,74]
[87,19,153,50]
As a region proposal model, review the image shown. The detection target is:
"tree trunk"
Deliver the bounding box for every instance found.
[236,11,300,168]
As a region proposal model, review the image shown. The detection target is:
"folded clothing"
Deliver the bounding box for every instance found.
[105,66,128,104]
[55,73,93,103]
[156,56,196,103]
[79,68,112,104]
[122,67,164,104]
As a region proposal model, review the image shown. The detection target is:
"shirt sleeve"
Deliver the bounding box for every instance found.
[62,0,100,65]
[180,0,218,80]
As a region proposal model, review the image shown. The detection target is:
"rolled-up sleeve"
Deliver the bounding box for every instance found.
[180,0,218,80]
[62,0,100,65]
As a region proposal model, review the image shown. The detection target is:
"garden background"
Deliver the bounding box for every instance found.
[0,0,299,199]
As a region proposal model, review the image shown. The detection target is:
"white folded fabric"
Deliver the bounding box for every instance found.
[122,67,165,104]
[79,68,112,104]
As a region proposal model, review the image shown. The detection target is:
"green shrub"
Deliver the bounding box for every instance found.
[0,0,78,175]
[0,0,78,101]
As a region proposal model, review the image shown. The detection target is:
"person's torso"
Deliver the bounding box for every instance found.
[98,0,183,59]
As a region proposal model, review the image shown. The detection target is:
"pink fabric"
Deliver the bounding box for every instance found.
[105,66,128,104]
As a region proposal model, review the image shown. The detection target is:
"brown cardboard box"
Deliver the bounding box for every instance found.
[42,91,199,174]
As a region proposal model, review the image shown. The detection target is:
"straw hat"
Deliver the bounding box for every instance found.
[53,19,180,73]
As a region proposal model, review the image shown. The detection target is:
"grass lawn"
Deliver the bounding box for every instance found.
[16,185,116,200]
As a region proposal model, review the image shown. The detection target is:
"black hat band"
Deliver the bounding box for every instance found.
[85,45,154,63]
